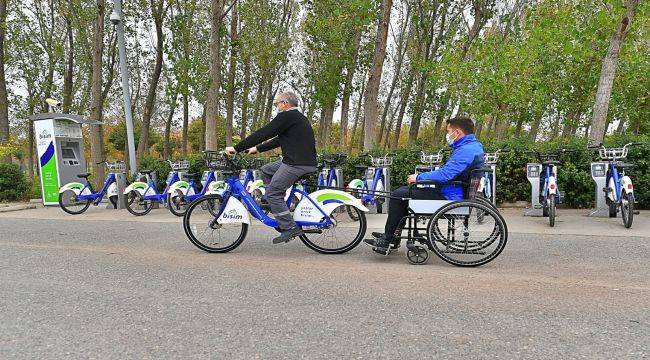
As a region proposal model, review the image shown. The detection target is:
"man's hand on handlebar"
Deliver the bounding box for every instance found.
[246,146,258,155]
[224,146,236,155]
[407,174,418,185]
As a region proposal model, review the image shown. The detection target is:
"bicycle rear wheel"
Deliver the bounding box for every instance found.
[300,204,367,254]
[59,190,91,215]
[183,194,247,253]
[168,191,189,217]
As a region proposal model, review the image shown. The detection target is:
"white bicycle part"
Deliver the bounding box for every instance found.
[293,189,369,222]
[215,197,251,224]
[621,176,633,195]
[59,182,92,196]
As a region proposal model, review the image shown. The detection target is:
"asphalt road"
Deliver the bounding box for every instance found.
[1,218,648,359]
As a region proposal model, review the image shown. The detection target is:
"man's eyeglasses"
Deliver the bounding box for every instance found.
[273,100,286,106]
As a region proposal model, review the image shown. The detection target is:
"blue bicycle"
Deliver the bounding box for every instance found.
[183,153,369,254]
[58,161,125,215]
[528,149,575,227]
[123,160,189,216]
[317,153,346,189]
[167,151,225,217]
[590,142,643,228]
[347,153,394,213]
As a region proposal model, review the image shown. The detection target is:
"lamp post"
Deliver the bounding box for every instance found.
[110,0,137,176]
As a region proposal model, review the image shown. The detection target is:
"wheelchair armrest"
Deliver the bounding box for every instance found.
[408,180,466,197]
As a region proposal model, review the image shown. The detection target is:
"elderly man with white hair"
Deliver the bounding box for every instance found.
[225,91,317,244]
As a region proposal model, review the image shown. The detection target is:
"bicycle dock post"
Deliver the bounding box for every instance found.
[109,171,127,210]
[524,163,543,216]
[383,166,391,213]
[588,162,609,217]
[489,163,497,205]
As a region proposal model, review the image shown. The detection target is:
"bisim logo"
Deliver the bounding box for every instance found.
[222,208,243,220]
[39,130,52,140]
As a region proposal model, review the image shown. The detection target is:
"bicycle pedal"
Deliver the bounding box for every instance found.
[633,210,640,215]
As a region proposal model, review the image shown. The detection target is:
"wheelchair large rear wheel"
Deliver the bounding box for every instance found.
[426,200,507,267]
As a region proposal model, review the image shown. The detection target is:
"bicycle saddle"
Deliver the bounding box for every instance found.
[185,172,202,179]
[76,173,91,179]
[617,162,634,169]
[139,169,154,174]
[295,172,315,184]
[542,160,561,165]
[355,165,368,170]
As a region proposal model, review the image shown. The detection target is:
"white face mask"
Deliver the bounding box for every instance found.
[445,130,457,145]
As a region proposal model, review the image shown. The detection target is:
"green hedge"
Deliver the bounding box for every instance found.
[0,163,31,201]
[134,135,649,209]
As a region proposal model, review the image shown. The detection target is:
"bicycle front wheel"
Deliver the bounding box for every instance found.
[621,192,634,228]
[300,204,367,254]
[183,194,247,253]
[548,196,556,227]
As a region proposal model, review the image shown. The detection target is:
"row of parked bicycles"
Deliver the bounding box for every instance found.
[56,142,643,266]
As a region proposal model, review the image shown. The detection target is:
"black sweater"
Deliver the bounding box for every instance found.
[234,109,317,166]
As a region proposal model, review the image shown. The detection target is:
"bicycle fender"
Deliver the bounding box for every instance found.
[58,182,87,195]
[293,190,369,222]
[347,179,364,189]
[246,179,265,194]
[547,176,557,195]
[216,197,250,224]
[123,181,147,195]
[607,177,617,201]
[168,180,190,195]
[205,180,227,195]
[621,176,633,194]
[107,183,118,197]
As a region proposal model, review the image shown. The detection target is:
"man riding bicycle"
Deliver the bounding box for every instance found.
[365,116,485,255]
[225,91,317,244]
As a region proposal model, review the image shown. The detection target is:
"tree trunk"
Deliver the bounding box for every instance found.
[62,4,74,113]
[363,0,392,150]
[205,0,225,150]
[239,59,251,140]
[391,71,413,149]
[250,77,266,132]
[318,99,335,148]
[588,0,639,144]
[182,94,189,156]
[0,0,8,163]
[224,2,238,146]
[408,74,427,142]
[137,0,166,161]
[348,78,365,153]
[339,29,362,149]
[163,101,176,159]
[262,78,276,123]
[89,0,106,186]
[377,10,409,145]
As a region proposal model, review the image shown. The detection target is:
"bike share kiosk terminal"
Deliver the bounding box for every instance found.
[588,162,609,217]
[524,163,544,216]
[30,113,102,205]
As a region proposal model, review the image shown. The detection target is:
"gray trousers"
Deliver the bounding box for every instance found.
[260,160,316,230]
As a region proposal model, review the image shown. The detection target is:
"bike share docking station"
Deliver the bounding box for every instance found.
[524,163,544,217]
[588,162,609,217]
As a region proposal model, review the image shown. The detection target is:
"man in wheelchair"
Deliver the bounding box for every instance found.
[365,116,485,255]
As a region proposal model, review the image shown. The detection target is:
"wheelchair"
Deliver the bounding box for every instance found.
[389,169,508,267]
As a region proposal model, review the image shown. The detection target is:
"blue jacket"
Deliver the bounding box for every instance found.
[416,134,485,200]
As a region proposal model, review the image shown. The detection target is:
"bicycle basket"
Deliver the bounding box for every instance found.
[105,162,126,172]
[371,156,393,167]
[599,147,627,160]
[421,153,444,165]
[169,160,190,171]
[484,152,499,164]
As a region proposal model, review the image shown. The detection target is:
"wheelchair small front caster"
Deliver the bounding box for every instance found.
[406,246,429,265]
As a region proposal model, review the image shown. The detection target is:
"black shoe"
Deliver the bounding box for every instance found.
[370,232,400,250]
[272,227,304,244]
[372,234,393,255]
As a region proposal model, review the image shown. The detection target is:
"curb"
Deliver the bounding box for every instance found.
[0,204,38,213]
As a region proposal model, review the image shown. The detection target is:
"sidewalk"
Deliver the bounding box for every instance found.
[2,204,648,238]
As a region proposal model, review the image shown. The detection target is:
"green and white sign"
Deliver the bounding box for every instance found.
[34,119,60,205]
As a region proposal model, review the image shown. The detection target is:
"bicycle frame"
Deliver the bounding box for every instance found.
[77,173,117,205]
[540,164,559,203]
[317,165,338,188]
[139,171,182,203]
[215,176,334,228]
